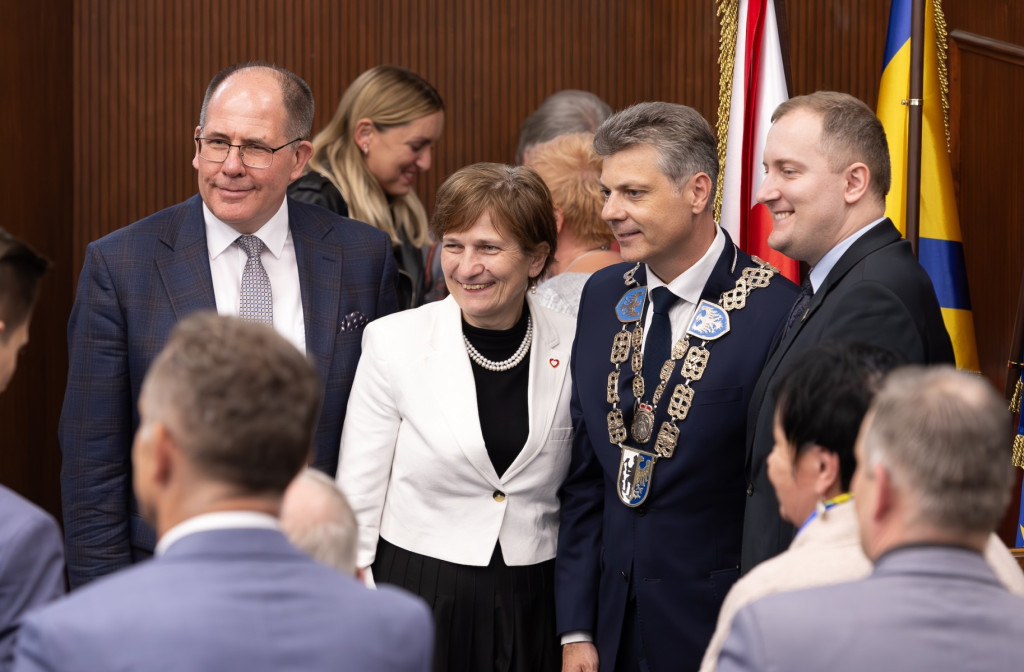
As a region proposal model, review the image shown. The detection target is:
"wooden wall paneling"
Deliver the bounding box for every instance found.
[72,0,724,263]
[783,0,891,104]
[948,30,1024,388]
[0,0,73,519]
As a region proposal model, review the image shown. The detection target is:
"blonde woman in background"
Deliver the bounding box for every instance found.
[290,65,445,308]
[526,133,619,317]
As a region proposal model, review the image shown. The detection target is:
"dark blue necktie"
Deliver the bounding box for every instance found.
[782,276,813,340]
[641,287,680,389]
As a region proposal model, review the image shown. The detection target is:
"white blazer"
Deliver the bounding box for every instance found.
[337,295,575,569]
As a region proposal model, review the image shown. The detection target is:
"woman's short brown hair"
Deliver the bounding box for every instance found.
[430,163,558,277]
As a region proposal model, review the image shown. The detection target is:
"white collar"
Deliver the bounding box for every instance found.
[645,226,726,302]
[155,511,279,556]
[203,198,290,261]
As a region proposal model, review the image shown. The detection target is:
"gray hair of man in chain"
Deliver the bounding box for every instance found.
[593,101,719,212]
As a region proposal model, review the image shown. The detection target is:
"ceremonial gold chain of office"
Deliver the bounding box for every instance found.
[606,258,778,459]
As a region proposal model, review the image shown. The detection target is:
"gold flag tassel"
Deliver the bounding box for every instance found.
[1012,374,1023,469]
[713,0,738,222]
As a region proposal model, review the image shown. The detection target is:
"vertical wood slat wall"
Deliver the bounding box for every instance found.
[71,0,721,274]
[2,0,1021,531]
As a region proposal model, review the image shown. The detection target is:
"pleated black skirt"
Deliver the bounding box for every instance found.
[374,537,561,672]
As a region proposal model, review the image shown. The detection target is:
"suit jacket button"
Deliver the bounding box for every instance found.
[620,570,629,582]
[746,483,754,496]
[493,490,506,502]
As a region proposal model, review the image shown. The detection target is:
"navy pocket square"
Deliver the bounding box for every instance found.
[340,311,369,333]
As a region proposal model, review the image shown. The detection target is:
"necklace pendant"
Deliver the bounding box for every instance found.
[631,402,655,444]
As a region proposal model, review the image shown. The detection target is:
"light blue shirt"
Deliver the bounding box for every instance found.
[807,218,886,292]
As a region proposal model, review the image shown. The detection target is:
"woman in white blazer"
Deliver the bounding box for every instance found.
[337,163,575,672]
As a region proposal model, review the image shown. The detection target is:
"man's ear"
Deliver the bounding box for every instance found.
[687,173,712,214]
[289,141,314,181]
[843,162,871,205]
[192,126,203,171]
[151,422,177,488]
[870,463,894,522]
[553,207,565,235]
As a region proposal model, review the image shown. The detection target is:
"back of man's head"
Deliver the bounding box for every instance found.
[280,468,359,576]
[772,91,891,202]
[860,365,1011,538]
[594,101,718,209]
[0,228,49,334]
[141,312,321,496]
[516,90,612,164]
[775,342,901,490]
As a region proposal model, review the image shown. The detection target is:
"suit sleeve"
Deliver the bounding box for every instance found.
[716,605,768,672]
[0,512,65,667]
[10,618,56,672]
[554,283,605,636]
[58,243,135,588]
[336,323,401,570]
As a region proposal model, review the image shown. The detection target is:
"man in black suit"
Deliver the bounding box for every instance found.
[741,91,954,573]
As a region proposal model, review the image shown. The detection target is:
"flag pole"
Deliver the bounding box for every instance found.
[904,0,926,258]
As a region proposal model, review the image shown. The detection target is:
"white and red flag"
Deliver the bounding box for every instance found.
[719,0,799,281]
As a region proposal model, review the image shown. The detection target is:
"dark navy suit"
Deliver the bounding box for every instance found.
[555,236,797,672]
[741,220,954,573]
[58,195,398,587]
[13,527,432,672]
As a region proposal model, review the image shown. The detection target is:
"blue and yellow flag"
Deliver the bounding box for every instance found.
[877,0,979,371]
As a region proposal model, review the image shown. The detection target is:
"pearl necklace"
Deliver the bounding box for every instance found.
[463,316,533,372]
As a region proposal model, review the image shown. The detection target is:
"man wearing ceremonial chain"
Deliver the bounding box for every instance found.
[555,103,798,672]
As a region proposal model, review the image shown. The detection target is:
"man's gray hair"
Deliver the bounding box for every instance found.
[281,469,359,576]
[516,90,612,164]
[862,365,1012,535]
[594,102,718,209]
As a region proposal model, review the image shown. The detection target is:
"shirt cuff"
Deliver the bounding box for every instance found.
[561,631,594,645]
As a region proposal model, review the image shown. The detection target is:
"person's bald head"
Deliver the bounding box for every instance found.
[280,469,359,576]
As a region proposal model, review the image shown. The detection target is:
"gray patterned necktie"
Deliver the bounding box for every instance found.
[235,235,273,325]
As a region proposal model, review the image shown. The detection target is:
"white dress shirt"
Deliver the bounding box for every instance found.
[642,225,727,347]
[204,199,306,354]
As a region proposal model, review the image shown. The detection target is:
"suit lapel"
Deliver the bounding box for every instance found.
[290,202,343,381]
[426,297,502,486]
[761,220,902,375]
[154,195,217,318]
[502,297,570,482]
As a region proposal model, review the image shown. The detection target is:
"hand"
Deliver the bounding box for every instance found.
[562,642,599,672]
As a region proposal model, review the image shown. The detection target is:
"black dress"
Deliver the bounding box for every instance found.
[372,308,560,672]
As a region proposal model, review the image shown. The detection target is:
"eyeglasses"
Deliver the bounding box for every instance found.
[194,137,303,169]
